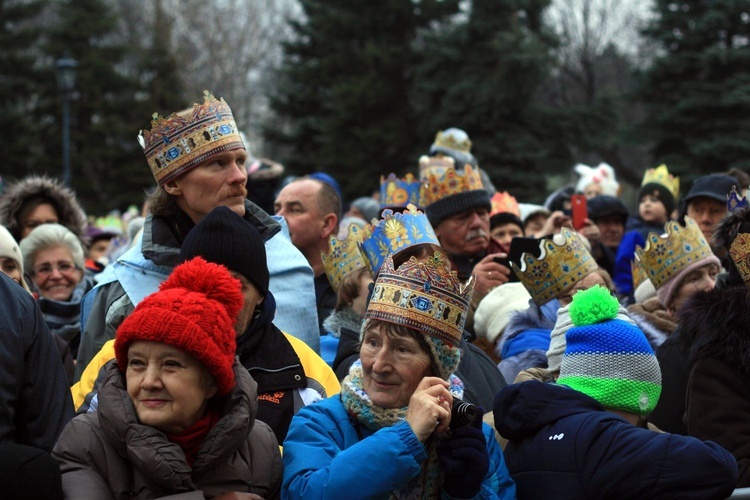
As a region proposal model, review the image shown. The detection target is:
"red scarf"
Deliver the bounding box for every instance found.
[165,406,221,467]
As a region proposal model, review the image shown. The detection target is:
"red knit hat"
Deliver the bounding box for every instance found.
[115,257,243,395]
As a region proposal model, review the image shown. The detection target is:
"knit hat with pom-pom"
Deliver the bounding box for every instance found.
[115,256,243,395]
[558,285,662,415]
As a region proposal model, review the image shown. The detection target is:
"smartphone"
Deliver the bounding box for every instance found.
[571,194,587,231]
[493,256,520,283]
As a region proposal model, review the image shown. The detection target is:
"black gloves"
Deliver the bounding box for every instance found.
[437,407,490,499]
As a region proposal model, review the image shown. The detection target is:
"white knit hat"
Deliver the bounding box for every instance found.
[0,224,31,292]
[474,282,532,343]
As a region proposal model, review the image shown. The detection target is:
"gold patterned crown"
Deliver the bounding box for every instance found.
[634,217,713,290]
[510,228,599,305]
[321,223,367,290]
[419,155,455,182]
[422,163,484,206]
[380,173,425,208]
[490,191,520,217]
[138,90,244,186]
[433,129,472,154]
[730,232,750,287]
[631,257,649,291]
[641,164,679,200]
[366,251,474,346]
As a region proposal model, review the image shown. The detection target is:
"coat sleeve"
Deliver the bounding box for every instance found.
[51,417,115,500]
[468,423,516,500]
[613,231,642,296]
[282,405,427,499]
[687,357,750,486]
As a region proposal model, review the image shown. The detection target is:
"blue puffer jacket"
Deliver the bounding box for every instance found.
[494,381,738,499]
[282,395,516,499]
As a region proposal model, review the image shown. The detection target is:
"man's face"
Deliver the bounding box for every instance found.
[274,179,329,255]
[686,197,727,243]
[231,272,264,337]
[166,148,248,223]
[434,207,490,256]
[595,215,625,248]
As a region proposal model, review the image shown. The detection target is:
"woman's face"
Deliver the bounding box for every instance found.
[21,203,58,239]
[126,341,218,434]
[360,324,432,409]
[31,245,83,301]
[558,271,608,307]
[668,263,719,315]
[351,273,373,317]
[0,257,23,286]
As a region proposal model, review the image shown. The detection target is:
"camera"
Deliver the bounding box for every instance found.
[450,398,478,428]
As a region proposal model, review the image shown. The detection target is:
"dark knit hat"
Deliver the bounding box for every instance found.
[426,190,491,228]
[587,195,629,224]
[490,212,524,232]
[115,257,242,395]
[638,182,675,216]
[180,206,269,296]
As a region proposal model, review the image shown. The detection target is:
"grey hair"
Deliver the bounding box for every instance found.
[19,223,85,272]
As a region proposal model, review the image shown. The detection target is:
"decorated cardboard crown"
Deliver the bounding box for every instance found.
[631,257,649,291]
[321,223,367,290]
[635,217,712,290]
[641,164,679,201]
[730,232,750,287]
[727,185,749,212]
[138,91,243,186]
[366,251,473,346]
[511,228,599,305]
[490,191,520,217]
[359,204,439,276]
[380,173,424,209]
[419,155,455,182]
[422,163,484,206]
[433,128,472,155]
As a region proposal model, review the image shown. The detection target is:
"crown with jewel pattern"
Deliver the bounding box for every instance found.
[511,228,599,305]
[641,164,679,201]
[728,185,749,212]
[490,191,520,217]
[321,223,367,290]
[730,232,750,287]
[634,217,712,290]
[419,155,455,182]
[366,251,473,346]
[433,129,472,155]
[359,204,439,276]
[422,163,484,206]
[380,173,425,209]
[631,256,649,291]
[138,91,244,186]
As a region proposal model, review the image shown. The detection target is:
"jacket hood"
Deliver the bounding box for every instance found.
[323,307,362,338]
[0,175,87,242]
[493,380,604,441]
[498,299,558,356]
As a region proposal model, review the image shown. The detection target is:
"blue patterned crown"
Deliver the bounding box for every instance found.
[321,223,367,290]
[380,173,424,209]
[366,251,474,346]
[728,185,749,212]
[359,204,439,276]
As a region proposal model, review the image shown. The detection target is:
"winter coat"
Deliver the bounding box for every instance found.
[0,273,73,451]
[38,273,94,360]
[628,297,676,341]
[282,395,516,499]
[682,286,750,486]
[494,381,738,499]
[54,361,283,499]
[651,329,690,435]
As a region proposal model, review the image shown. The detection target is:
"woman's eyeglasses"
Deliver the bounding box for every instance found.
[31,261,79,278]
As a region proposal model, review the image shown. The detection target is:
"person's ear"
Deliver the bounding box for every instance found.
[320,213,338,238]
[163,180,182,196]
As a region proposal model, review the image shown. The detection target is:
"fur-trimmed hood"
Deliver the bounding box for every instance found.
[626,297,672,348]
[680,286,750,380]
[322,307,362,338]
[0,176,87,242]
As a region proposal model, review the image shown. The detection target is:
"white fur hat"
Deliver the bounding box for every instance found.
[574,163,620,197]
[474,282,532,343]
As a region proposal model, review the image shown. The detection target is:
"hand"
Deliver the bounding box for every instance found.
[471,253,510,306]
[536,210,570,237]
[405,377,453,442]
[438,408,490,499]
[578,218,600,243]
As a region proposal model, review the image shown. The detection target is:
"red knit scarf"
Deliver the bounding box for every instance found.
[165,406,221,467]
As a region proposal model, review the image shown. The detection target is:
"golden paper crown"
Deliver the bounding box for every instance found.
[631,257,649,291]
[422,164,484,206]
[419,155,455,182]
[490,191,520,217]
[729,232,750,287]
[138,91,243,186]
[366,251,473,346]
[321,223,367,290]
[380,173,425,208]
[433,129,472,154]
[634,217,713,290]
[510,228,599,305]
[641,164,679,200]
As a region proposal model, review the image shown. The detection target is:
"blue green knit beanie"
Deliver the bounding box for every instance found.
[557,285,662,415]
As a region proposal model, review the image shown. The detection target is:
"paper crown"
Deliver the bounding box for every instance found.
[380,173,424,208]
[511,228,599,305]
[359,204,439,276]
[419,155,455,181]
[728,185,749,212]
[631,257,649,291]
[635,217,713,290]
[321,223,367,290]
[422,164,484,206]
[641,164,679,201]
[730,232,750,287]
[433,129,472,155]
[138,91,243,186]
[490,191,520,217]
[366,251,473,346]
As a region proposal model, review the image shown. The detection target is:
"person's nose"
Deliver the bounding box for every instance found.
[700,274,716,292]
[49,266,64,279]
[141,365,163,391]
[371,348,394,373]
[229,161,248,185]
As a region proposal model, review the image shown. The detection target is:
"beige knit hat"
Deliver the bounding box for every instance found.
[474,282,532,343]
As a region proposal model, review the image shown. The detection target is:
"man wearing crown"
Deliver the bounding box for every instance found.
[75,91,319,379]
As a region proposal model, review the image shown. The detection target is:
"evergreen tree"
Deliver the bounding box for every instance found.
[640,0,750,179]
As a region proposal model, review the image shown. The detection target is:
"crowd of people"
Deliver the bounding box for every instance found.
[1,90,748,499]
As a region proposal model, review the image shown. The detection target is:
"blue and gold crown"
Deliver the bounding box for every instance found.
[380,173,424,209]
[359,204,439,276]
[138,90,243,186]
[635,217,713,290]
[321,224,367,290]
[366,251,473,346]
[728,185,749,212]
[511,228,599,305]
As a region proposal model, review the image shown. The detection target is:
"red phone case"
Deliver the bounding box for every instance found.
[571,195,587,230]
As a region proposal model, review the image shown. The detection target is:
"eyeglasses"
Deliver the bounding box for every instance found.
[31,261,79,278]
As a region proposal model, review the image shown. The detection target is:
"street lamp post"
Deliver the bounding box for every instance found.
[55,53,78,187]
